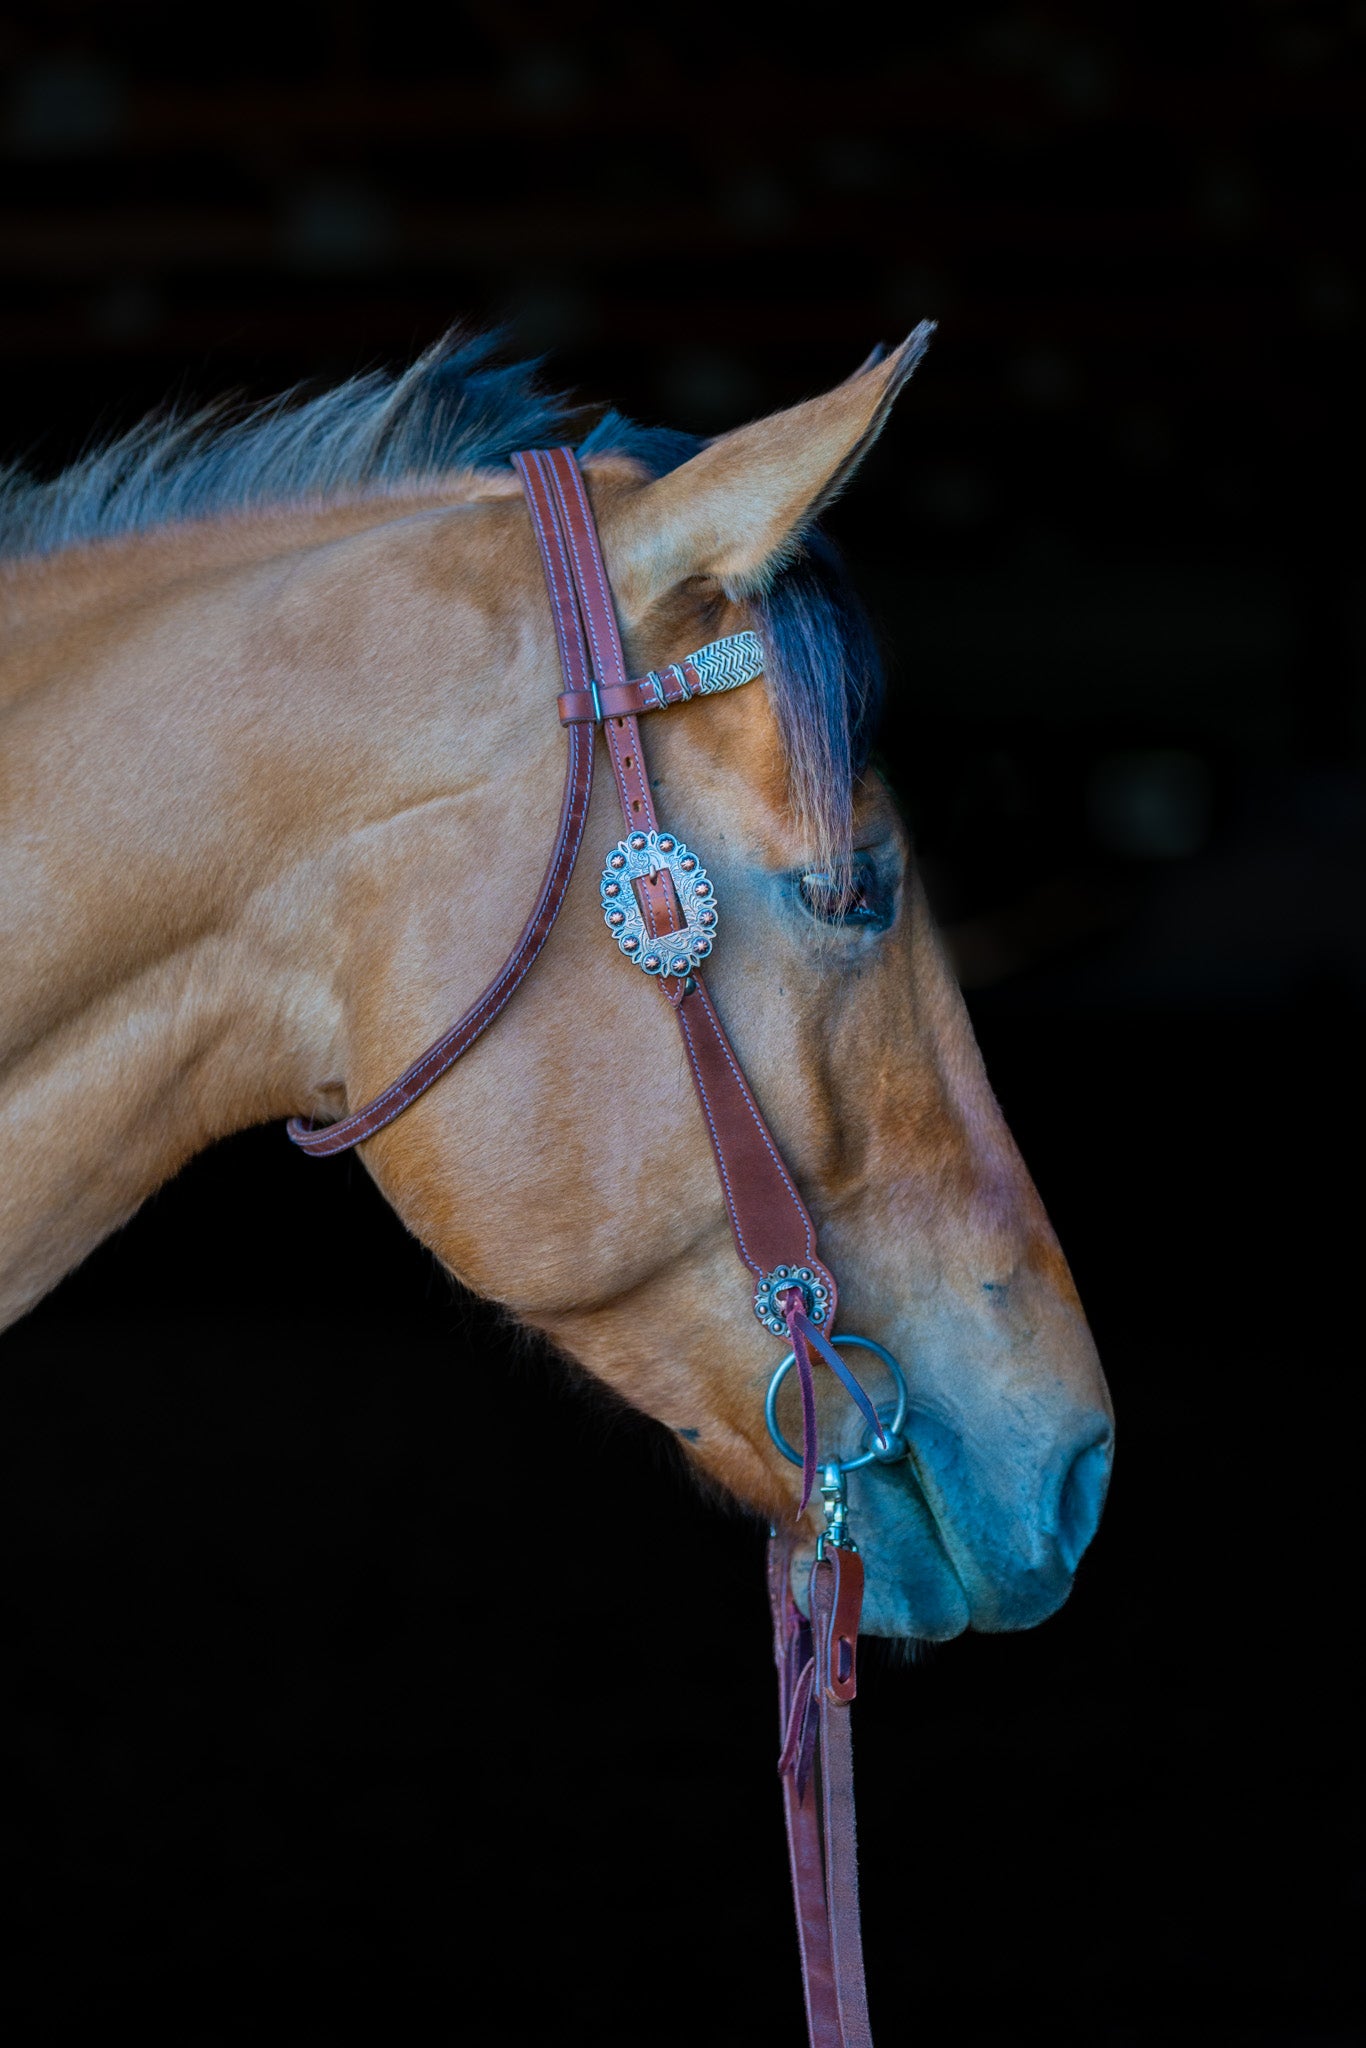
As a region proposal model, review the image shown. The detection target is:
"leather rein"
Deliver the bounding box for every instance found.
[289,446,907,2047]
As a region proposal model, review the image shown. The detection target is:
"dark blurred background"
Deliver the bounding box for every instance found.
[1,5,1361,2043]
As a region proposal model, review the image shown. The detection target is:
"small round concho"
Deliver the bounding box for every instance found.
[600,829,719,977]
[753,1264,831,1337]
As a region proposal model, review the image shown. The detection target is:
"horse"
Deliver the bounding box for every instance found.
[0,327,1112,1645]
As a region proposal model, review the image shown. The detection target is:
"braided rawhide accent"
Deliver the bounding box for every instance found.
[557,628,766,724]
[659,628,765,698]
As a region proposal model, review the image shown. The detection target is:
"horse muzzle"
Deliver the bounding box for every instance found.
[849,1404,1114,1640]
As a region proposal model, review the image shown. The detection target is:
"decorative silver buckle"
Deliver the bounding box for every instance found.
[754,1264,830,1334]
[600,829,719,976]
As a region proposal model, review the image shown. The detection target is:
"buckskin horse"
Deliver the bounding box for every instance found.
[0,327,1113,2042]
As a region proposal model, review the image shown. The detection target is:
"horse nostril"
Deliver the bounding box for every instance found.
[1055,1434,1113,1574]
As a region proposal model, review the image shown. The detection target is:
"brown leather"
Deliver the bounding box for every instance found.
[544,460,842,1292]
[770,1537,839,2043]
[557,651,711,723]
[530,450,692,1009]
[817,1543,863,1705]
[675,978,838,1328]
[816,1702,872,2048]
[285,451,598,1155]
[526,455,847,1448]
[771,1532,875,2048]
[812,1548,873,2046]
[286,721,594,1156]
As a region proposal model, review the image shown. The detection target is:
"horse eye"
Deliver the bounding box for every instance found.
[797,854,891,930]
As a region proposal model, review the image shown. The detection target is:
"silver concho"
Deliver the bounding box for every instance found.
[600,829,719,977]
[753,1264,830,1337]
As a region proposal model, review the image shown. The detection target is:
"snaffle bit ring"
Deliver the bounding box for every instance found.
[764,1334,911,1472]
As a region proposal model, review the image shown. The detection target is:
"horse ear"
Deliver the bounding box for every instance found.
[601,321,934,616]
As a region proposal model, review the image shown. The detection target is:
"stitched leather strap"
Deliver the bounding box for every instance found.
[285,455,601,1154]
[525,448,841,1329]
[556,631,765,723]
[529,448,692,1009]
[286,725,594,1156]
[770,1537,839,2041]
[771,1532,874,2048]
[812,1546,873,2047]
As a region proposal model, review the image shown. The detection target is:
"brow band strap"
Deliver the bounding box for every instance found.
[555,630,765,723]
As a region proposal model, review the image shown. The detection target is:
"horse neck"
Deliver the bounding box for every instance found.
[0,485,530,1326]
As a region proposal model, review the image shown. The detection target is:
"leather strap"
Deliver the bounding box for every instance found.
[285,453,601,1154]
[286,728,594,1158]
[529,448,692,1009]
[812,1546,873,2047]
[527,449,841,1321]
[771,1532,874,2048]
[556,631,765,723]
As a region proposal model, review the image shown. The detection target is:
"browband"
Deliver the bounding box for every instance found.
[556,630,764,723]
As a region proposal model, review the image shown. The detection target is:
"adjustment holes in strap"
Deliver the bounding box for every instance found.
[622,756,634,773]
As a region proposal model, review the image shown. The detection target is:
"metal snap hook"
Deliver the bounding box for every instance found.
[764,1334,911,1473]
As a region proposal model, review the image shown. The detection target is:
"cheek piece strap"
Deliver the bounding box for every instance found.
[286,445,885,1505]
[288,444,895,2048]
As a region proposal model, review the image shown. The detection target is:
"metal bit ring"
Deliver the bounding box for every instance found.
[764,1334,910,1472]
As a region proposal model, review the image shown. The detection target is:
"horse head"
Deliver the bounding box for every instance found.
[0,331,1111,1640]
[335,340,1114,1636]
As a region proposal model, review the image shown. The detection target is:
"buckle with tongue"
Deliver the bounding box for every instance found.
[754,1262,831,1335]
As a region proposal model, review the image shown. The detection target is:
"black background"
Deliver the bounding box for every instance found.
[1,5,1361,2043]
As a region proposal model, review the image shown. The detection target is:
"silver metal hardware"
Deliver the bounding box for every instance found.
[764,1334,911,1474]
[600,829,719,976]
[633,630,764,716]
[589,676,603,722]
[684,630,765,697]
[817,1462,854,1557]
[754,1263,830,1336]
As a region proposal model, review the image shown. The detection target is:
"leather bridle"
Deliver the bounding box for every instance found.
[289,446,910,2047]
